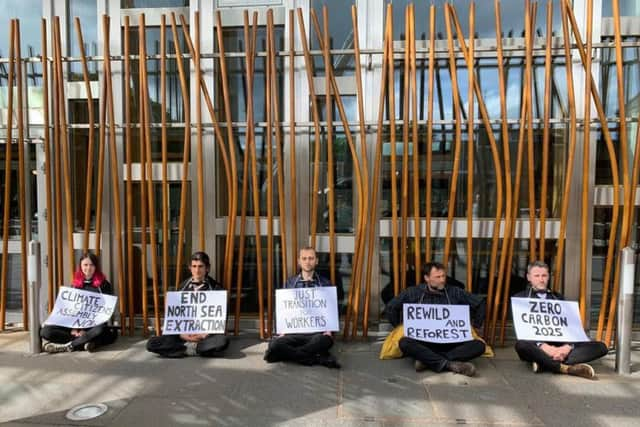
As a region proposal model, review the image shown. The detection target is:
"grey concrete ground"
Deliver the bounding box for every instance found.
[0,330,638,427]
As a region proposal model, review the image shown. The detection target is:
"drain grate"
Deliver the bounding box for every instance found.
[65,403,108,421]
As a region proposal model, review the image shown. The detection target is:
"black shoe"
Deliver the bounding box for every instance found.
[414,360,428,372]
[317,354,341,369]
[162,350,186,358]
[84,342,96,352]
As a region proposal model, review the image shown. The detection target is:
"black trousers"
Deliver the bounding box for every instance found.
[146,334,229,357]
[514,340,608,372]
[40,324,118,351]
[398,337,486,372]
[264,333,334,365]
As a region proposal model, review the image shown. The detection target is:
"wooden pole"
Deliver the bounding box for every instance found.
[41,18,55,312]
[265,10,274,336]
[525,1,537,260]
[14,20,29,328]
[351,4,372,335]
[234,11,257,335]
[579,0,594,324]
[288,9,298,275]
[74,17,96,253]
[138,15,149,335]
[400,5,410,292]
[539,0,553,260]
[123,16,135,335]
[409,4,420,288]
[466,2,475,293]
[321,7,337,288]
[561,1,620,343]
[215,11,239,295]
[448,5,504,340]
[442,5,463,267]
[160,15,169,300]
[604,0,631,345]
[102,15,128,336]
[363,4,391,337]
[52,19,63,291]
[425,5,435,263]
[169,13,191,290]
[309,9,366,338]
[295,9,323,250]
[195,12,205,250]
[53,17,76,278]
[387,6,399,296]
[268,10,288,292]
[0,21,15,330]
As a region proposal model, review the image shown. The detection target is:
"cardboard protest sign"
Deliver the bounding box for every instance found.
[44,287,117,328]
[162,291,227,335]
[511,297,589,342]
[403,304,473,343]
[276,286,339,334]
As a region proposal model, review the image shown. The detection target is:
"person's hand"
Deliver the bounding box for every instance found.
[180,333,207,342]
[540,343,570,361]
[323,331,332,337]
[71,329,85,337]
[555,344,572,361]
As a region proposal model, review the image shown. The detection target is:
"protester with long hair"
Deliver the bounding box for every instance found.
[40,253,118,353]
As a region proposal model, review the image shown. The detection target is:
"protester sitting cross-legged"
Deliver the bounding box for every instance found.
[146,251,229,358]
[513,260,608,379]
[385,262,486,377]
[40,253,118,353]
[263,246,340,369]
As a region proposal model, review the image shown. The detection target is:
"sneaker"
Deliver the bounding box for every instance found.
[84,342,96,352]
[531,362,540,373]
[44,342,72,353]
[414,360,428,372]
[446,361,476,377]
[185,342,198,357]
[567,363,595,379]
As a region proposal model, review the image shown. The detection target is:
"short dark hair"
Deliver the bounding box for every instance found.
[298,246,317,257]
[423,262,446,277]
[527,260,550,273]
[190,251,211,269]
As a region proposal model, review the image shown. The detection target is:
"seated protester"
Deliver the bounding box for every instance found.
[386,262,486,377]
[147,252,229,358]
[41,253,118,353]
[514,261,608,379]
[263,246,340,369]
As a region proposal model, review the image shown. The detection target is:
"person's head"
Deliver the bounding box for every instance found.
[190,251,211,282]
[423,262,447,290]
[72,252,105,288]
[79,253,100,279]
[527,261,550,291]
[298,246,318,274]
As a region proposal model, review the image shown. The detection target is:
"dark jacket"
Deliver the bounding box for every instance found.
[179,276,224,292]
[386,284,485,328]
[283,272,332,289]
[513,285,564,300]
[76,279,113,295]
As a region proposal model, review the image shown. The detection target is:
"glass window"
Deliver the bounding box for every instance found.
[310,0,356,76]
[603,1,640,17]
[122,0,188,8]
[69,0,98,82]
[0,0,41,57]
[388,0,562,41]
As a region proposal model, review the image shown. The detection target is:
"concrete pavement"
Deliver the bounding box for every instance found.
[0,330,638,426]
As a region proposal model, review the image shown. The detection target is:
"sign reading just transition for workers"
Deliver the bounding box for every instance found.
[44,287,117,329]
[162,291,227,335]
[275,287,339,334]
[511,297,589,342]
[403,304,473,343]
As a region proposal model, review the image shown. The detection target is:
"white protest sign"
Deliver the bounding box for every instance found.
[511,297,589,342]
[403,304,473,343]
[276,286,339,334]
[162,291,227,335]
[44,287,117,329]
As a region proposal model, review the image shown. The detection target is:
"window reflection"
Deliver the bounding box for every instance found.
[69,0,98,82]
[602,1,640,17]
[122,0,188,8]
[311,0,356,76]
